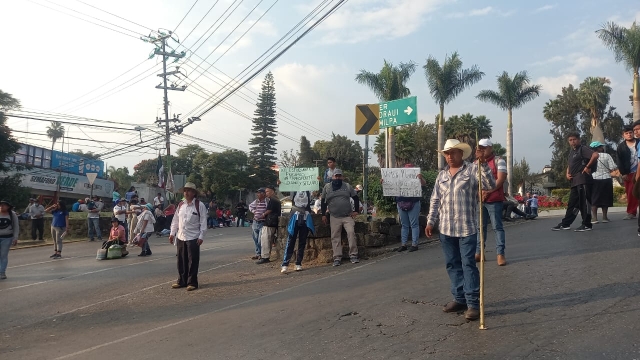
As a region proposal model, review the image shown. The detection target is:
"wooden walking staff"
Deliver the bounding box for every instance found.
[476,130,487,330]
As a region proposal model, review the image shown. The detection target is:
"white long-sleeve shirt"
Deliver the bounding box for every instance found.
[170,199,208,241]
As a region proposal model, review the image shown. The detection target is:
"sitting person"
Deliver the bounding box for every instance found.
[223,209,233,227]
[216,208,225,227]
[102,217,129,256]
[503,194,535,221]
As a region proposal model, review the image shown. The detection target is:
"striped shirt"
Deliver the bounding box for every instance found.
[427,161,495,238]
[593,152,617,180]
[249,198,268,221]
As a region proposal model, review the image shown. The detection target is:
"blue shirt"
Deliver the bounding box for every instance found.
[52,210,69,228]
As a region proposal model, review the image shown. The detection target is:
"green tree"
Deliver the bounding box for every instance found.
[373,121,438,170]
[444,113,492,150]
[173,144,206,176]
[355,60,416,168]
[423,52,484,170]
[248,71,278,184]
[107,166,133,192]
[68,149,101,160]
[578,77,611,143]
[298,136,316,167]
[196,150,251,200]
[492,143,507,156]
[0,90,30,207]
[597,21,640,121]
[46,121,65,151]
[477,71,541,195]
[512,157,535,194]
[133,158,157,182]
[312,134,363,175]
[279,149,301,167]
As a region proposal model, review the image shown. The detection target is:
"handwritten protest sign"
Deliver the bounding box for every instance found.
[279,167,319,192]
[381,168,422,197]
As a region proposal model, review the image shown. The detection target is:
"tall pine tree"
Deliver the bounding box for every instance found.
[298,135,316,167]
[249,72,278,185]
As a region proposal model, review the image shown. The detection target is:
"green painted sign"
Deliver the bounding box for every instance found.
[379,96,417,129]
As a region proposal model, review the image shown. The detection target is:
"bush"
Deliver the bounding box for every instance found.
[551,188,570,199]
[613,186,625,201]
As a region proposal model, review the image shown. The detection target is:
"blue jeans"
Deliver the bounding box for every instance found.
[0,237,12,274]
[531,207,538,217]
[398,202,420,246]
[478,202,505,256]
[87,217,102,240]
[439,233,479,309]
[282,225,308,266]
[207,216,218,228]
[141,232,152,253]
[252,221,264,256]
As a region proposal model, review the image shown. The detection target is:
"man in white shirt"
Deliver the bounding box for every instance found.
[169,182,207,291]
[153,192,164,209]
[29,198,45,241]
[113,198,129,241]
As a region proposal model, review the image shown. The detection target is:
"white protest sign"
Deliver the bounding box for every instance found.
[279,167,319,192]
[381,168,422,197]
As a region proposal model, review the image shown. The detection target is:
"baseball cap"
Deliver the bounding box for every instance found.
[478,139,493,147]
[257,188,266,193]
[333,169,343,176]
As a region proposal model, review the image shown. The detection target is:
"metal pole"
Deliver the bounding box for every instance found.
[363,135,369,215]
[384,130,389,168]
[161,37,172,202]
[476,130,487,330]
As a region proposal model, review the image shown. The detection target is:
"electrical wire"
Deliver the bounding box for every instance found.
[72,0,155,33]
[173,0,200,33]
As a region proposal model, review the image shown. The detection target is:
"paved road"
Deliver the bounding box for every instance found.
[1,216,639,360]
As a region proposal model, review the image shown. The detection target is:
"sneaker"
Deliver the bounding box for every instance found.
[186,285,197,291]
[574,225,592,232]
[591,219,599,224]
[295,265,303,271]
[256,258,270,264]
[281,266,288,273]
[50,253,57,258]
[623,214,636,220]
[397,245,407,252]
[601,218,610,223]
[53,253,61,259]
[408,246,418,252]
[0,273,6,279]
[138,252,147,257]
[332,259,341,267]
[350,256,359,264]
[551,224,571,231]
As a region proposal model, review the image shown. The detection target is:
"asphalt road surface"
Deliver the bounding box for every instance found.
[1,216,639,360]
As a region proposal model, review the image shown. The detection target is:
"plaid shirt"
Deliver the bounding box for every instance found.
[427,161,495,237]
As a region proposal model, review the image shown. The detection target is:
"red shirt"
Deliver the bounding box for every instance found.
[164,204,176,216]
[110,225,126,242]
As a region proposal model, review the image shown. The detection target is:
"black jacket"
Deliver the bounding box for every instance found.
[617,139,638,175]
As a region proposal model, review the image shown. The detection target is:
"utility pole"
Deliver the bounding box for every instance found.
[148,30,185,197]
[363,135,369,216]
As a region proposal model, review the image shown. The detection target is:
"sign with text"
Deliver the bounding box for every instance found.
[5,168,114,198]
[379,96,417,129]
[381,168,422,197]
[51,151,105,177]
[279,167,319,192]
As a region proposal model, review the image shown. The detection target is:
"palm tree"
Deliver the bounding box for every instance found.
[476,71,541,195]
[445,113,493,150]
[355,60,417,167]
[597,21,640,121]
[578,77,611,143]
[46,121,65,151]
[423,52,484,169]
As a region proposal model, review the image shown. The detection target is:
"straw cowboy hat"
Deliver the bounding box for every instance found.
[178,182,199,195]
[438,139,472,159]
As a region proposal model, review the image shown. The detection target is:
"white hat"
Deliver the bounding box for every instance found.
[478,139,493,147]
[439,139,472,159]
[178,182,199,194]
[355,184,363,191]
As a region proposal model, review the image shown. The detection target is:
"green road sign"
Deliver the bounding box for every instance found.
[379,96,417,129]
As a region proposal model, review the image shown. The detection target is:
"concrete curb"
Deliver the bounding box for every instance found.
[11,238,89,250]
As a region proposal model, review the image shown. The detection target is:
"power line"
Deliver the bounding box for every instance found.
[72,0,155,33]
[173,0,200,33]
[6,114,142,132]
[194,0,348,119]
[26,0,146,39]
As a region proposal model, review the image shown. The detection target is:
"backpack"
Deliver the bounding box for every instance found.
[86,201,96,210]
[178,199,201,218]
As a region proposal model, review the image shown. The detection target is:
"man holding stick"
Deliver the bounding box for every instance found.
[426,139,495,321]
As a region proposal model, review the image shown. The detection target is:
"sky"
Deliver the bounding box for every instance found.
[1,0,639,174]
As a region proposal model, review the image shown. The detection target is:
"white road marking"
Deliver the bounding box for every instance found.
[53,254,399,359]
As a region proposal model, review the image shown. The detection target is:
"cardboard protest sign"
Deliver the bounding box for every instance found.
[381,168,422,197]
[279,167,319,192]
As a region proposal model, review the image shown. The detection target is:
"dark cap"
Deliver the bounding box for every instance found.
[257,188,266,193]
[110,217,119,223]
[0,200,13,209]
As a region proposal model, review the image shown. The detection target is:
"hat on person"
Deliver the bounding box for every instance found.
[533,194,538,198]
[29,198,35,202]
[145,203,154,211]
[0,200,14,210]
[355,184,363,191]
[333,169,343,176]
[439,139,472,159]
[589,141,605,148]
[110,217,119,223]
[178,182,199,194]
[118,198,127,203]
[478,139,493,147]
[256,188,266,193]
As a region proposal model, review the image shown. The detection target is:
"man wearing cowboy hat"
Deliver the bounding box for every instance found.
[426,139,495,321]
[169,182,208,291]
